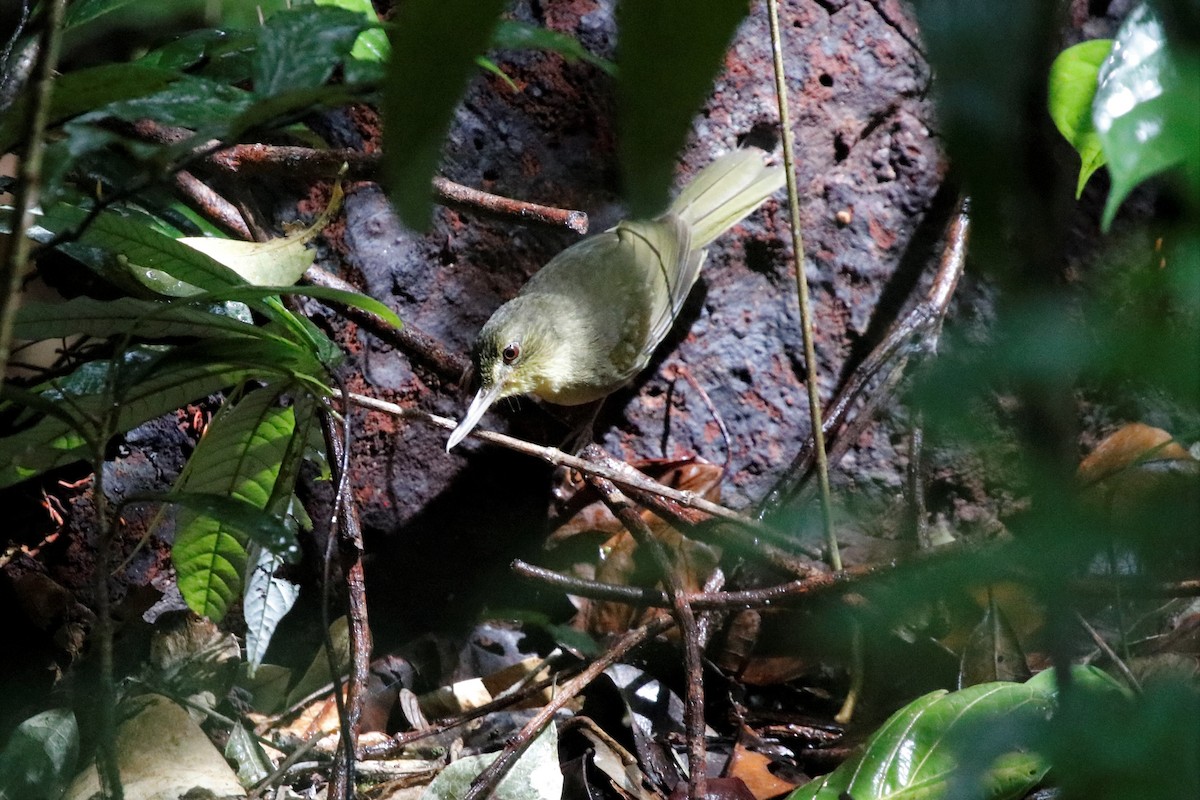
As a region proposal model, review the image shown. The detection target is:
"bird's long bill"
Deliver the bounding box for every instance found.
[446,383,504,451]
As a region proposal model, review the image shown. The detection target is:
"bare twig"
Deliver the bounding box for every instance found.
[462,618,673,800]
[172,169,253,239]
[511,558,848,610]
[304,266,468,382]
[360,660,587,759]
[584,469,708,799]
[341,390,772,533]
[767,0,840,570]
[1076,611,1142,693]
[758,197,970,516]
[321,389,373,800]
[123,126,590,234]
[0,0,65,383]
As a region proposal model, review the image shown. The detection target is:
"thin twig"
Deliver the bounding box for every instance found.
[321,384,372,800]
[511,558,848,610]
[462,618,674,800]
[359,660,587,759]
[585,470,708,799]
[123,126,590,234]
[0,0,66,383]
[767,0,840,570]
[1076,611,1142,693]
[304,266,468,382]
[758,198,970,515]
[172,169,253,239]
[341,390,770,534]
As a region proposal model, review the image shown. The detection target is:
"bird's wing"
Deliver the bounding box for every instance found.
[614,215,700,361]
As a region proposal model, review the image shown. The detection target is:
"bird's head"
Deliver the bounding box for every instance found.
[446,297,564,450]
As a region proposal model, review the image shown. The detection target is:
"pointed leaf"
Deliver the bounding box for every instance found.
[35,204,245,295]
[0,349,259,488]
[254,5,368,95]
[1093,3,1200,229]
[170,388,302,620]
[1047,39,1112,197]
[0,64,179,153]
[12,296,271,342]
[490,20,616,76]
[243,545,300,675]
[788,678,1055,800]
[0,709,79,800]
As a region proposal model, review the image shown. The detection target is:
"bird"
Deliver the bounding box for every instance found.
[446,147,786,451]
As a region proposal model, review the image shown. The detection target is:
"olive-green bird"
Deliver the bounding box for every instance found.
[447,148,785,450]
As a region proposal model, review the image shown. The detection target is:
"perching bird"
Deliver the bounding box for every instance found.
[447,148,786,451]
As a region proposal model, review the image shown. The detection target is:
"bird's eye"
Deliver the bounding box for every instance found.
[501,342,521,364]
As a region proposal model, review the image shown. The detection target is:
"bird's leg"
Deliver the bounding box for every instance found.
[551,398,606,506]
[559,398,606,454]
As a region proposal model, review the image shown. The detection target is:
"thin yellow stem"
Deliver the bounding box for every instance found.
[766,0,841,570]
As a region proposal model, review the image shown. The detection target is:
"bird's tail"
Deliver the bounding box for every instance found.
[668,148,786,248]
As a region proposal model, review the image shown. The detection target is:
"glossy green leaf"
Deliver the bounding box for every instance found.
[199,285,403,332]
[253,6,367,95]
[0,340,313,488]
[84,74,255,132]
[1094,3,1200,229]
[1048,39,1113,197]
[11,296,271,342]
[617,0,751,217]
[64,0,146,27]
[315,0,391,63]
[34,204,245,296]
[64,0,208,29]
[0,709,79,800]
[383,0,507,228]
[490,20,616,76]
[171,388,301,620]
[787,678,1054,800]
[0,63,179,153]
[227,83,367,140]
[476,57,520,92]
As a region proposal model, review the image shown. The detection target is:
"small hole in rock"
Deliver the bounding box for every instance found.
[833,134,850,163]
[819,73,833,87]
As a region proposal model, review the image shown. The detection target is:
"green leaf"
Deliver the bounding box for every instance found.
[490,20,616,76]
[383,0,507,229]
[1048,39,1112,197]
[787,678,1054,800]
[254,6,368,95]
[12,296,272,342]
[617,0,751,217]
[0,342,303,488]
[0,63,179,153]
[63,0,207,29]
[34,204,245,296]
[1094,3,1200,229]
[0,709,79,800]
[84,74,255,132]
[170,388,302,620]
[476,56,520,92]
[314,0,391,63]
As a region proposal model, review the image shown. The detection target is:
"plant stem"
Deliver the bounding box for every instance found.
[766,0,840,570]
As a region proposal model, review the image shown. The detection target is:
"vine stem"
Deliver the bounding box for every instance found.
[0,0,67,382]
[766,0,841,570]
